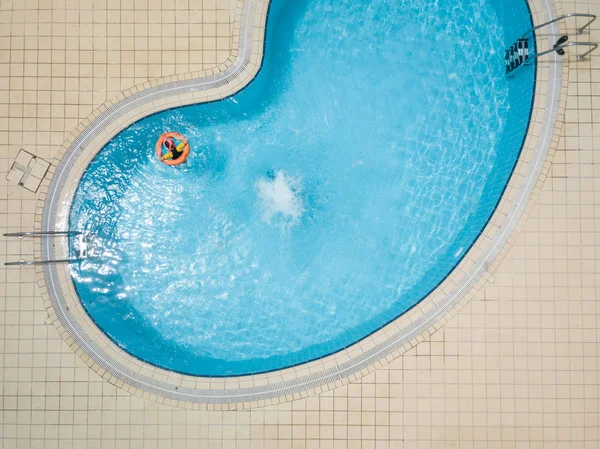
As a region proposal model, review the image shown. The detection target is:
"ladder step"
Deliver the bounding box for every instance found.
[505,38,529,74]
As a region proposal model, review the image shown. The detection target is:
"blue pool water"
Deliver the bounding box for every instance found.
[69,0,535,376]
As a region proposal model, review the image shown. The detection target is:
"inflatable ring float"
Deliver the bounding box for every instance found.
[155,132,190,166]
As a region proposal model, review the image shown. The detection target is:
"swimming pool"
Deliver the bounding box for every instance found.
[68,0,535,376]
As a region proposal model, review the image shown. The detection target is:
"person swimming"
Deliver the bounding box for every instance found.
[161,135,189,161]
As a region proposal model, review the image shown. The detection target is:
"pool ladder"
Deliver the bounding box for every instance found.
[3,231,87,266]
[505,13,598,75]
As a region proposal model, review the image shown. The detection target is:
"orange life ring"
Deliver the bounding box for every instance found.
[155,132,190,166]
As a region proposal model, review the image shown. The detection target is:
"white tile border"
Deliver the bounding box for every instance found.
[35,0,568,408]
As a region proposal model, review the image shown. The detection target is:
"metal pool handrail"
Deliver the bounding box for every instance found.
[3,231,84,265]
[532,41,599,61]
[3,230,81,238]
[520,13,596,40]
[5,258,81,266]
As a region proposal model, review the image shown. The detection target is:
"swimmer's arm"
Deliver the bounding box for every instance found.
[174,133,188,144]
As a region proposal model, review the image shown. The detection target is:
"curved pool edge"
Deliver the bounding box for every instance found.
[35,0,568,408]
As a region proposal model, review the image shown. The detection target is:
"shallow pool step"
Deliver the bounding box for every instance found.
[505,39,529,74]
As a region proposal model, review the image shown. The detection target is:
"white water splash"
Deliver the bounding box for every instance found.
[256,170,304,222]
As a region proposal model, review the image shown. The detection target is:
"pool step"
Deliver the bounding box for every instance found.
[505,39,529,74]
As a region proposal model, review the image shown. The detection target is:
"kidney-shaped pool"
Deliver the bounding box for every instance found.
[69,0,535,376]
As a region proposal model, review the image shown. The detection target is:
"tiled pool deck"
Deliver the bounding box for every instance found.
[1,0,599,447]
